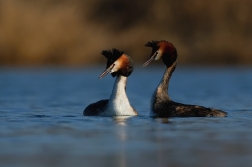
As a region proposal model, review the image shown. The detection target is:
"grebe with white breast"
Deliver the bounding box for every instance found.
[84,49,138,116]
[143,40,227,117]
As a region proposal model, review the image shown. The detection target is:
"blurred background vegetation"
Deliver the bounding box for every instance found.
[0,0,251,66]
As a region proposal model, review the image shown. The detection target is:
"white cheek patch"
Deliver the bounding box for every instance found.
[155,51,162,60]
[110,60,121,73]
[110,68,117,73]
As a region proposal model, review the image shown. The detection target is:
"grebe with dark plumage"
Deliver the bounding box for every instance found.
[83,49,138,116]
[143,40,227,117]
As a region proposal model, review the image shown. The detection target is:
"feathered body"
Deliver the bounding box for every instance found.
[83,49,137,116]
[143,40,227,117]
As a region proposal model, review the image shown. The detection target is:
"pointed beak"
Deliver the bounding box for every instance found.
[99,64,115,79]
[142,52,157,67]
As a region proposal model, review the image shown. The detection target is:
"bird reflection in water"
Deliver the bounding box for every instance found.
[113,116,132,126]
[113,116,132,167]
[154,117,171,124]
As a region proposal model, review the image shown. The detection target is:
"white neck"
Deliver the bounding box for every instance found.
[150,62,176,116]
[101,75,137,116]
[152,62,177,101]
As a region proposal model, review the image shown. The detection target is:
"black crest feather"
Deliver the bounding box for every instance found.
[145,40,169,47]
[101,48,124,68]
[145,40,158,47]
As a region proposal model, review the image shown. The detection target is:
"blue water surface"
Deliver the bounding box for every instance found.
[0,66,252,167]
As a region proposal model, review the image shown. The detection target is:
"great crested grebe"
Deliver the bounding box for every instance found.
[83,49,138,116]
[143,40,227,117]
